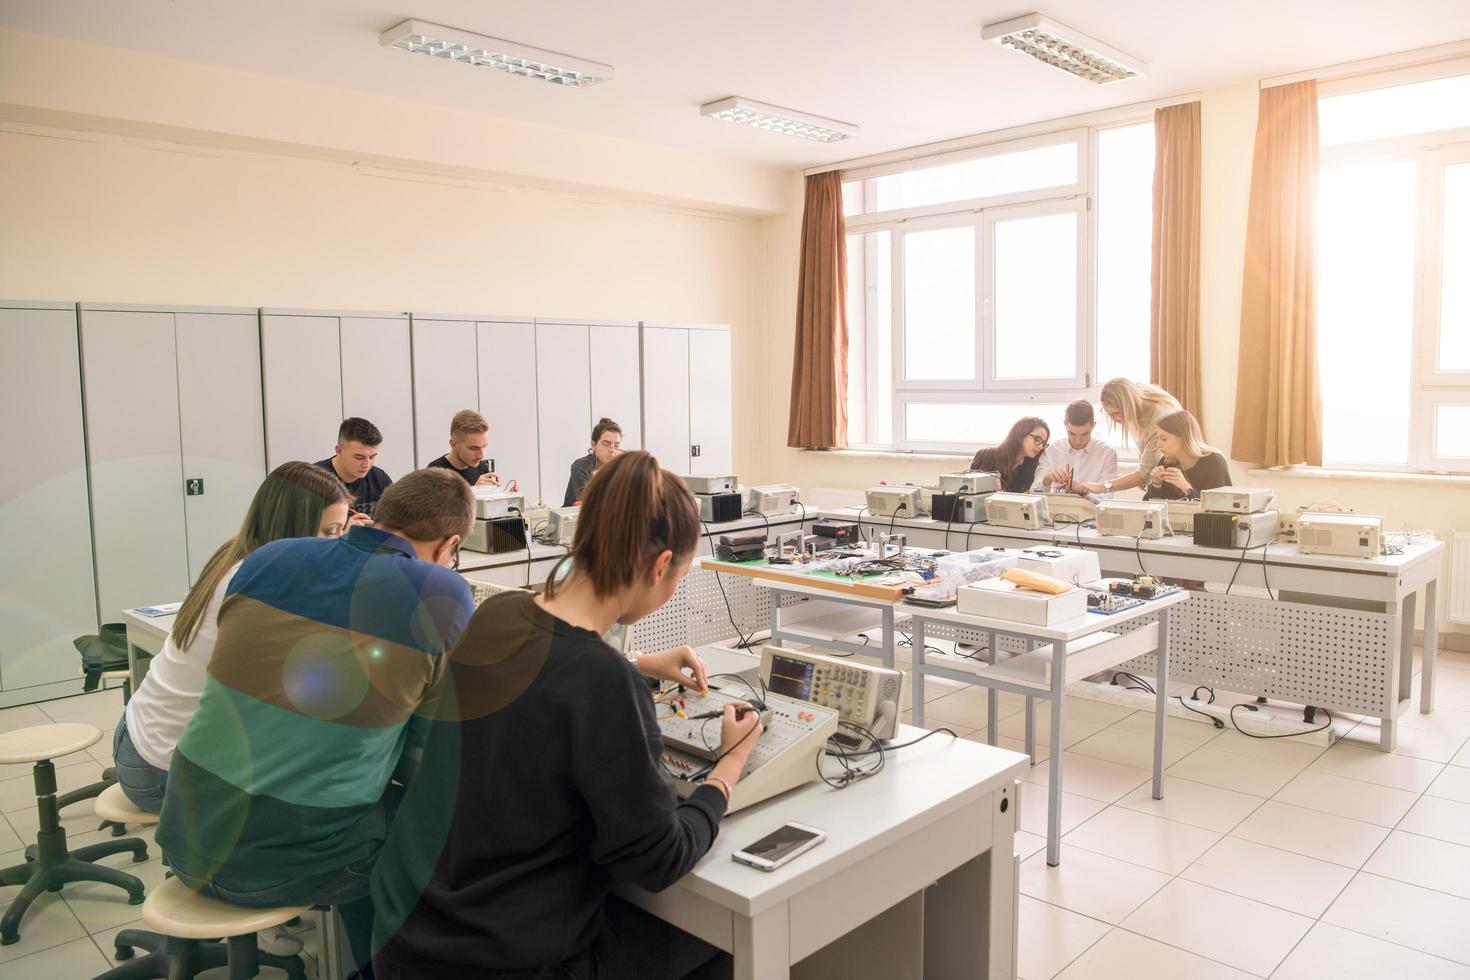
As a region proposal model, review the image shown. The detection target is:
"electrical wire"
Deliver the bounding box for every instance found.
[1229,703,1333,738]
[702,519,752,649]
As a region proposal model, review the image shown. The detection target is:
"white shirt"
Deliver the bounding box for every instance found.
[123,562,240,771]
[1032,438,1119,490]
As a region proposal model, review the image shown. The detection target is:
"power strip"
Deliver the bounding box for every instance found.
[1068,679,1337,745]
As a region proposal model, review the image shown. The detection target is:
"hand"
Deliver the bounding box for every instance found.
[507,479,519,493]
[348,511,373,528]
[1162,467,1191,492]
[1075,481,1105,495]
[476,472,501,487]
[636,645,709,693]
[1043,466,1071,490]
[718,701,764,759]
[1149,465,1167,486]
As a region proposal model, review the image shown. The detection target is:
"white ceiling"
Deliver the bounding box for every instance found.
[5,0,1470,169]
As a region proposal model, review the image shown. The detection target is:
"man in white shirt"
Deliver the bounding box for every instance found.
[1035,400,1119,493]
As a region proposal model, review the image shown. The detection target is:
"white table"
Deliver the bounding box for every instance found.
[824,508,1444,752]
[907,591,1188,867]
[621,722,1028,980]
[120,607,175,690]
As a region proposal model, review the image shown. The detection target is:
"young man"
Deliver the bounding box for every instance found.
[317,417,394,522]
[427,409,501,487]
[155,469,476,975]
[1035,400,1119,494]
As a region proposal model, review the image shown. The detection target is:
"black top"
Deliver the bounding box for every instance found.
[314,458,392,517]
[427,454,489,485]
[968,448,1039,494]
[371,590,727,973]
[1143,452,1232,501]
[563,454,598,507]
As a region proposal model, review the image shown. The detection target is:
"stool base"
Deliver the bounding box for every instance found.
[0,846,146,944]
[100,929,308,980]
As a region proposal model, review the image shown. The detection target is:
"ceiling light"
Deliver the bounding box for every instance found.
[699,97,860,143]
[982,13,1147,84]
[379,19,613,88]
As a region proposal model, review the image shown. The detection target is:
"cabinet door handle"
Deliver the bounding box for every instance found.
[690,445,701,457]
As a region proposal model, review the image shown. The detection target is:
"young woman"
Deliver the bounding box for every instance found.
[563,416,623,506]
[1076,378,1183,496]
[1143,409,1232,501]
[373,452,761,980]
[970,416,1051,492]
[112,461,351,813]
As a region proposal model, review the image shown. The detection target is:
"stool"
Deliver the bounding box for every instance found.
[0,723,147,945]
[95,782,159,829]
[56,667,133,832]
[101,877,308,979]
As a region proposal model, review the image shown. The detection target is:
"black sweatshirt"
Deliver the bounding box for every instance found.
[1143,451,1233,501]
[371,590,727,974]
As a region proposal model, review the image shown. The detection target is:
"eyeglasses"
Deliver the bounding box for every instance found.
[1027,434,1049,448]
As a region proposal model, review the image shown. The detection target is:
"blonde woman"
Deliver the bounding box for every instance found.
[1076,378,1182,496]
[1143,410,1232,500]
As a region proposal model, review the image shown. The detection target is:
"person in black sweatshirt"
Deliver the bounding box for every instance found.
[969,415,1051,492]
[1142,409,1232,501]
[371,451,762,980]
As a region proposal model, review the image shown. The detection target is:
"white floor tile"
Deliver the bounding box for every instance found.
[1308,742,1445,793]
[1063,806,1220,876]
[1057,694,1138,727]
[1341,721,1467,763]
[61,853,164,933]
[1120,878,1312,977]
[0,705,52,735]
[1324,873,1470,965]
[1230,800,1389,869]
[1017,896,1110,980]
[1272,769,1420,828]
[0,936,111,978]
[1052,927,1257,980]
[1362,830,1470,901]
[1426,764,1470,804]
[1207,728,1329,768]
[1395,704,1470,738]
[1115,776,1266,834]
[996,712,1106,748]
[1181,836,1354,917]
[1020,845,1171,924]
[1453,738,1470,769]
[39,690,123,720]
[0,764,107,815]
[1166,747,1301,797]
[1398,795,1470,848]
[1017,779,1107,838]
[921,691,997,729]
[1068,726,1202,770]
[1020,751,1153,803]
[1112,708,1224,745]
[1015,831,1047,862]
[0,889,87,964]
[1272,921,1470,980]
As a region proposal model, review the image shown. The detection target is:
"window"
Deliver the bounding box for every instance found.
[1316,64,1470,473]
[843,120,1154,451]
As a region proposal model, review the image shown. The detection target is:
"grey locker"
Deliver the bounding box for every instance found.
[535,322,593,505]
[341,315,414,480]
[640,326,692,474]
[589,324,643,451]
[261,313,343,469]
[477,320,541,504]
[411,317,479,468]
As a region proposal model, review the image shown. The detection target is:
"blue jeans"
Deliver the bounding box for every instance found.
[112,715,168,814]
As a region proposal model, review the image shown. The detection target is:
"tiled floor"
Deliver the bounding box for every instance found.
[5,648,1470,978]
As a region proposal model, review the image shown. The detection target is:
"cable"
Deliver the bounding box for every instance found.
[1229,703,1333,739]
[702,519,752,649]
[1134,534,1150,578]
[1111,671,1155,694]
[834,726,959,758]
[1259,539,1277,601]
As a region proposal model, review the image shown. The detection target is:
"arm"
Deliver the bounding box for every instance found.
[564,460,582,508]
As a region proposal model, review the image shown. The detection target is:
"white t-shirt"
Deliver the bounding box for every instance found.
[1032,438,1119,489]
[123,562,240,772]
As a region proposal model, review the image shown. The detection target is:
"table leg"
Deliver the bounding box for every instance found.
[988,783,1020,980]
[734,903,791,980]
[1046,640,1068,868]
[881,605,895,670]
[986,630,999,747]
[1421,578,1439,715]
[126,641,145,693]
[1024,699,1036,765]
[912,617,927,728]
[769,589,783,648]
[1153,609,1170,801]
[1399,591,1417,705]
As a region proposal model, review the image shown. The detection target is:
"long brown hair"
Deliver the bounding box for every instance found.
[970,416,1049,488]
[171,461,350,648]
[544,451,700,599]
[1155,409,1218,465]
[1100,378,1181,446]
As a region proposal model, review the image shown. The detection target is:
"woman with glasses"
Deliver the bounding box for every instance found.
[970,416,1051,492]
[1075,378,1183,497]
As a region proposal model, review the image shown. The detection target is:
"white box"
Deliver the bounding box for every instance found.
[939,472,1000,495]
[1201,486,1273,514]
[1016,547,1101,586]
[1043,492,1097,525]
[865,485,922,518]
[748,484,798,516]
[1096,499,1170,539]
[472,489,525,519]
[957,578,1086,625]
[547,506,579,545]
[985,492,1049,530]
[685,474,737,494]
[1297,512,1382,557]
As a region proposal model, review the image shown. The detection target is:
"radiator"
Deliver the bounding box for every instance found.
[1454,531,1470,625]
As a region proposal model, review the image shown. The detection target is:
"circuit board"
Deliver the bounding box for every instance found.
[1086,590,1146,615]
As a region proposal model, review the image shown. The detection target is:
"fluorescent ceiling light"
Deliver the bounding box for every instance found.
[379,19,613,88]
[982,13,1147,84]
[700,97,860,143]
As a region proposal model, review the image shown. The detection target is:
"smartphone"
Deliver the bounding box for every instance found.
[731,822,826,872]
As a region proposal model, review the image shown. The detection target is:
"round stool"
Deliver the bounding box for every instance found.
[0,724,147,945]
[100,877,308,979]
[95,783,161,827]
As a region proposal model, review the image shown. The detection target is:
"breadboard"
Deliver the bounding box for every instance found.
[658,686,838,812]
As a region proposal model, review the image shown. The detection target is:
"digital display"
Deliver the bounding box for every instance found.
[767,655,814,701]
[743,824,820,863]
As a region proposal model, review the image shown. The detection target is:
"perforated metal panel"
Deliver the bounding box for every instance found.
[629,567,810,652]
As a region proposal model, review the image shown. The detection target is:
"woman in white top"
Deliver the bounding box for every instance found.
[113,461,351,813]
[1076,378,1182,496]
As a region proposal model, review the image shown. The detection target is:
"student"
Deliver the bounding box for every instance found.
[1035,400,1119,493]
[372,452,762,980]
[156,469,477,975]
[317,417,394,522]
[970,416,1051,493]
[1143,409,1232,501]
[564,416,623,506]
[113,461,350,814]
[1075,378,1182,497]
[427,408,502,487]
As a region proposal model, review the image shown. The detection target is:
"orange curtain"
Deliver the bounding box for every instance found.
[1150,101,1203,424]
[1231,81,1324,466]
[787,172,849,448]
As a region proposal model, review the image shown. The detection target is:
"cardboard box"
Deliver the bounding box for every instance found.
[957,578,1087,625]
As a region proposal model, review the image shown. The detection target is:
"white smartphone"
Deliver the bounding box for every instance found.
[731,822,826,872]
